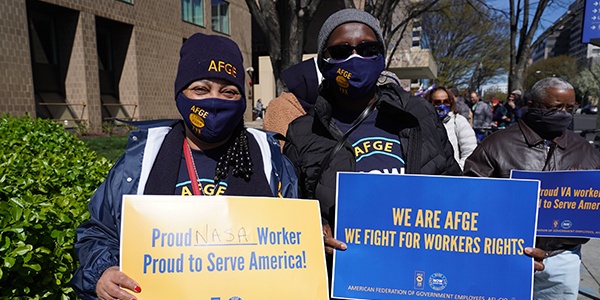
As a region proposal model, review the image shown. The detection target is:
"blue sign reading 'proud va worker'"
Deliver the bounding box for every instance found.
[332,173,539,300]
[511,170,600,239]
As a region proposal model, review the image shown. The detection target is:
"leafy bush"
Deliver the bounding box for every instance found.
[0,115,113,298]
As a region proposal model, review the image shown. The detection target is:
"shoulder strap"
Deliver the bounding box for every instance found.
[309,100,378,195]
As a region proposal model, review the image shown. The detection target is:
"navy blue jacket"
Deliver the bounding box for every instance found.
[71,120,298,299]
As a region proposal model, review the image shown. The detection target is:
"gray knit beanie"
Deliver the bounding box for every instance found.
[317,8,385,72]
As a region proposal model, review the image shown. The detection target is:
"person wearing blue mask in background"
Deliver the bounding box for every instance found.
[425,86,477,171]
[264,57,322,149]
[283,9,461,291]
[71,33,297,300]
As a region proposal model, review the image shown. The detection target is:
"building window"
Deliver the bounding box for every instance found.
[212,0,229,34]
[28,12,57,65]
[182,0,204,26]
[96,28,113,71]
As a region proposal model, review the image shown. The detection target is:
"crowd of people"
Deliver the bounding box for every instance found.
[459,89,525,142]
[71,8,600,300]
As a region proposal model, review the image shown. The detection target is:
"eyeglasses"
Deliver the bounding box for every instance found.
[326,41,384,60]
[433,99,451,106]
[539,102,575,113]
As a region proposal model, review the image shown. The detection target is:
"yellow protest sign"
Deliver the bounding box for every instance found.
[120,195,328,299]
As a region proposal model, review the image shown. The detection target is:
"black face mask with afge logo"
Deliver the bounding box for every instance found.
[522,107,573,140]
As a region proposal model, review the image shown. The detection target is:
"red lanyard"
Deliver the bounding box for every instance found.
[183,139,203,196]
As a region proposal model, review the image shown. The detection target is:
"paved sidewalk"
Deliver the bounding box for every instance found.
[245,118,263,129]
[580,239,600,299]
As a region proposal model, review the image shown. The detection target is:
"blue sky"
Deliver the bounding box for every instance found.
[481,0,573,85]
[488,0,572,39]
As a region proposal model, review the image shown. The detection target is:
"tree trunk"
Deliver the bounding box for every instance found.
[245,0,322,95]
[508,0,549,92]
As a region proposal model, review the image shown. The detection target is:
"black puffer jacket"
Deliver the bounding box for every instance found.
[284,84,462,225]
[464,119,600,251]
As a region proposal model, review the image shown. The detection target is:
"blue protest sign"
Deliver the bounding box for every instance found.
[582,0,600,44]
[511,170,600,239]
[332,173,539,300]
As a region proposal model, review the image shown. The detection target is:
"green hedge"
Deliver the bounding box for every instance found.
[0,115,113,298]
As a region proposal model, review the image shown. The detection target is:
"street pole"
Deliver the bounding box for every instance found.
[246,67,255,119]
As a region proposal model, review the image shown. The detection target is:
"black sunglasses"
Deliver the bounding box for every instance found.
[326,41,384,60]
[433,99,451,106]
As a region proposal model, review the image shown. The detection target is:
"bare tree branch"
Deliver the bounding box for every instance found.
[421,0,509,88]
[508,0,550,91]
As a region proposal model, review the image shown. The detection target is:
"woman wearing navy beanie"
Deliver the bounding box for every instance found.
[71,33,298,300]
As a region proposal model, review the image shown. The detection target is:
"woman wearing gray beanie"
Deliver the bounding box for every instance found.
[71,33,298,300]
[283,7,461,281]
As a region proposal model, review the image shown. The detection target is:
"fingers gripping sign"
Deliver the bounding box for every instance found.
[323,224,347,256]
[96,266,142,300]
[524,247,547,271]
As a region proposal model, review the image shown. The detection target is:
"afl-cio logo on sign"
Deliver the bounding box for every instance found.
[429,273,447,291]
[561,220,572,229]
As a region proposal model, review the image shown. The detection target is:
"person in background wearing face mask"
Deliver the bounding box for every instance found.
[425,87,477,170]
[464,77,600,300]
[283,9,461,284]
[264,57,322,149]
[71,33,298,300]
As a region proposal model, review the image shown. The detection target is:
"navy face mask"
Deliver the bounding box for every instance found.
[435,104,450,119]
[522,107,573,140]
[321,54,385,100]
[176,93,246,144]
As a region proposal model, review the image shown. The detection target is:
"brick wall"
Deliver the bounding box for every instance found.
[0,0,34,116]
[0,0,252,130]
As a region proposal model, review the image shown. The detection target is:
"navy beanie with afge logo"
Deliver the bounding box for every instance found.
[174,33,245,98]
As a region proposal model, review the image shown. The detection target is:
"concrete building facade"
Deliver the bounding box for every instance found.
[0,0,252,132]
[531,0,600,68]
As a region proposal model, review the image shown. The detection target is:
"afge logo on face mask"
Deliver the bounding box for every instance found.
[189,113,205,129]
[189,105,209,131]
[335,68,351,89]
